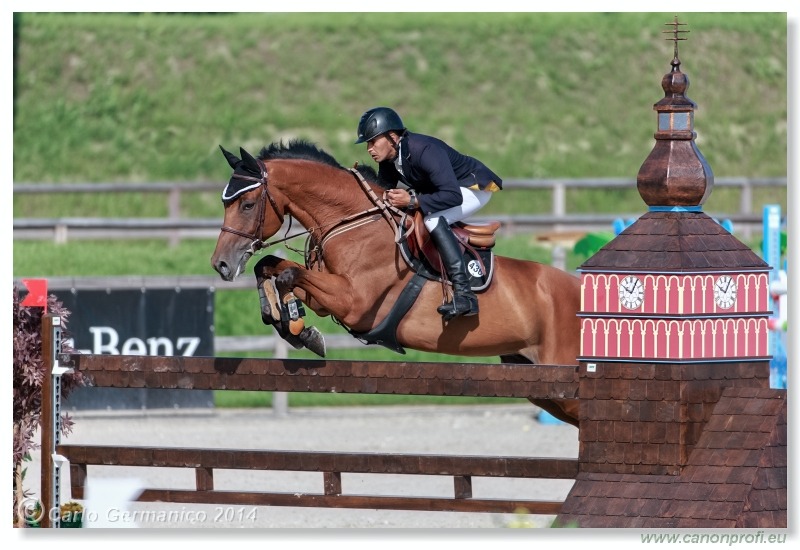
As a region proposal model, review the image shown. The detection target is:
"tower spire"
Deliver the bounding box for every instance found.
[636,16,713,208]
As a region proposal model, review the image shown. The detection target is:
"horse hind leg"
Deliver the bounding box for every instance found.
[499,353,579,428]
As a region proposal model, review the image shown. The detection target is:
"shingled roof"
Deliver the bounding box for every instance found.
[556,387,787,528]
[579,211,769,272]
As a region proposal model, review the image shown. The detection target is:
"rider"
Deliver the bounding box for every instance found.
[355,106,503,320]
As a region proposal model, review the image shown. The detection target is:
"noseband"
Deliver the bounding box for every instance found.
[220,159,285,252]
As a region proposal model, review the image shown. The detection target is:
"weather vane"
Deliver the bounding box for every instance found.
[663,15,689,67]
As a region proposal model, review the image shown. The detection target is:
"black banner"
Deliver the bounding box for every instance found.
[53,288,215,410]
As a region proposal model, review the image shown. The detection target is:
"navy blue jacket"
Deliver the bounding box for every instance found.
[376,132,502,214]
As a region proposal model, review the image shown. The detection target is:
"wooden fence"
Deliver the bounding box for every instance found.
[14,177,785,243]
[39,315,580,527]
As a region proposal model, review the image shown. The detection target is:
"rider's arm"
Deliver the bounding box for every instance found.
[414,143,463,214]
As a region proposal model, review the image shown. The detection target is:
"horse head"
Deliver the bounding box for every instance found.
[211,146,286,281]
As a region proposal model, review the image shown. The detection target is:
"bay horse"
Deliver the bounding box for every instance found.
[211,141,582,426]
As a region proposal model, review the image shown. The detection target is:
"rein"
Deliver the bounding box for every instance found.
[316,167,407,247]
[348,166,407,226]
[220,160,405,265]
[304,168,405,270]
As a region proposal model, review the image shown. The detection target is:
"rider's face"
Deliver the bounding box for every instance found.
[366,133,398,163]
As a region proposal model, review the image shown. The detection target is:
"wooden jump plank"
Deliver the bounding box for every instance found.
[47,327,579,520]
[58,354,579,399]
[67,487,563,515]
[58,445,580,479]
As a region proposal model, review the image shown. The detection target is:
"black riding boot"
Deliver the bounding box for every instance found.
[429,219,479,320]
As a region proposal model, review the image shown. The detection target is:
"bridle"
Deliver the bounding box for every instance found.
[219,158,406,264]
[219,158,285,252]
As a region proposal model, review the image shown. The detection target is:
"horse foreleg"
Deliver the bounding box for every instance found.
[256,273,281,326]
[254,255,303,281]
[273,265,362,357]
[273,266,357,325]
[253,256,327,357]
[254,255,299,324]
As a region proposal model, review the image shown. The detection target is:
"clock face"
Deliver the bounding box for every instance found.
[619,275,644,310]
[714,275,737,309]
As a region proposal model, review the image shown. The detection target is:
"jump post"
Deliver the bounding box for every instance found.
[39,314,580,527]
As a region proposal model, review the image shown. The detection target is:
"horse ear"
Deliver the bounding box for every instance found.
[239,147,261,172]
[219,145,241,169]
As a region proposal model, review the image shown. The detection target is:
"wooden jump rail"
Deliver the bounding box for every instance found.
[40,315,580,527]
[62,446,578,514]
[60,352,579,398]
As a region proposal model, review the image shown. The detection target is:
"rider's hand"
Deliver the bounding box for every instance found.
[386,189,410,208]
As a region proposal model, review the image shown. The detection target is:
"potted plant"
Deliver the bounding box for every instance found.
[59,501,84,528]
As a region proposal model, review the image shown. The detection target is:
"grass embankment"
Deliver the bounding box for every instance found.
[13,12,787,216]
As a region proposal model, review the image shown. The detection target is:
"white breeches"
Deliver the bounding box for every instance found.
[423,187,493,231]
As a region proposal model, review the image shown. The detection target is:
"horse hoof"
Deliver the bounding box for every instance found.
[280,331,306,350]
[299,326,326,357]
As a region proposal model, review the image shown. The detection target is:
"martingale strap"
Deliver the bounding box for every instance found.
[307,168,408,270]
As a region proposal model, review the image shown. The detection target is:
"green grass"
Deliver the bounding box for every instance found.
[12,12,787,220]
[13,12,786,188]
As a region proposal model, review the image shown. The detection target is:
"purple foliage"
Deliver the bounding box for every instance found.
[12,284,85,471]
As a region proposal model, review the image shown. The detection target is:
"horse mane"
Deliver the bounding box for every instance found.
[257,139,387,189]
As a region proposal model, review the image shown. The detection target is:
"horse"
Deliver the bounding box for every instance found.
[211,140,582,426]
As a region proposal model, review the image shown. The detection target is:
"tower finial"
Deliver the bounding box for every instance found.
[663,15,689,69]
[637,16,712,208]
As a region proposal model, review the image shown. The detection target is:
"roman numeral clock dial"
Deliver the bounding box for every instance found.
[619,275,644,310]
[714,275,737,309]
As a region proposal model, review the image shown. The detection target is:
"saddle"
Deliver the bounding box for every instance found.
[400,211,500,291]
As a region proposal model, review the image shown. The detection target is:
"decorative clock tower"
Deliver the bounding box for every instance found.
[574,19,772,476]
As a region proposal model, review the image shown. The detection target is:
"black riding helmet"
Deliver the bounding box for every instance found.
[354,107,405,144]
